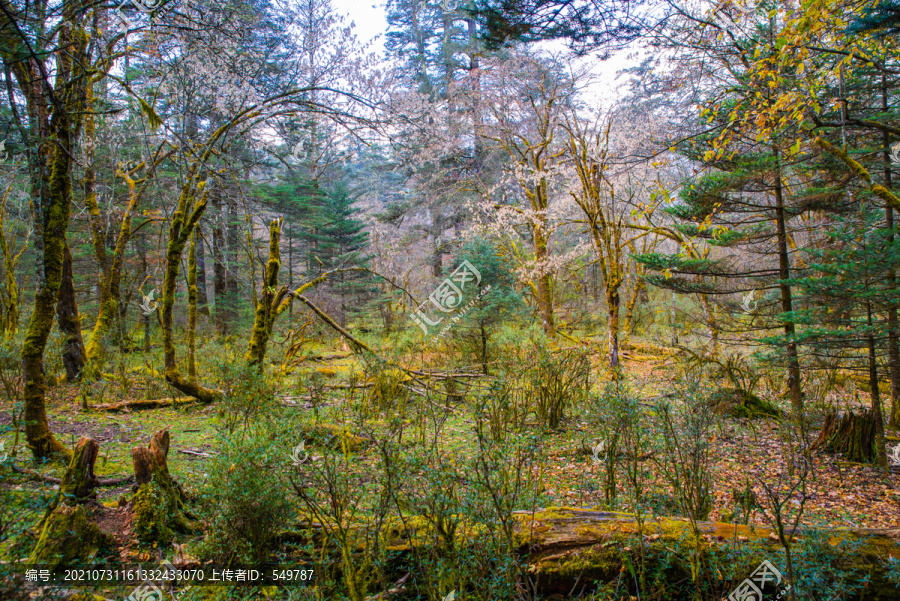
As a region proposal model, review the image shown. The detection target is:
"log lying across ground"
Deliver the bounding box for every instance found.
[92,397,198,412]
[505,508,900,598]
[286,507,899,599]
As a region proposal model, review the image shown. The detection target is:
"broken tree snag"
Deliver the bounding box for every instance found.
[131,430,193,542]
[28,438,111,570]
[813,410,878,463]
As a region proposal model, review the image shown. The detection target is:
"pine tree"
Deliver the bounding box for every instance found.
[305,182,376,326]
[779,209,898,467]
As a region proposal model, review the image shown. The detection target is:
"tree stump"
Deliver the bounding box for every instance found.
[130,430,193,543]
[813,410,877,463]
[28,437,110,570]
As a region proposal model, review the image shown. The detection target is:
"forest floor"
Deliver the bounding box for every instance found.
[2,339,898,551]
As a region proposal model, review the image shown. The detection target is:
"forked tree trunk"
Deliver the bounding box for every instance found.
[246,220,284,369]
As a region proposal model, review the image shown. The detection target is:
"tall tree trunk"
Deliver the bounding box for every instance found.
[534,207,555,336]
[624,275,645,336]
[0,188,20,339]
[866,301,888,469]
[57,243,86,381]
[195,223,209,316]
[187,230,197,381]
[225,196,241,323]
[211,188,228,335]
[246,220,282,369]
[606,278,621,374]
[161,180,221,403]
[882,67,900,428]
[700,294,719,359]
[23,138,77,460]
[773,148,803,419]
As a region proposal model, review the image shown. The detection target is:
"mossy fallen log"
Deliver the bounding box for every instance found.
[93,397,197,412]
[289,507,900,599]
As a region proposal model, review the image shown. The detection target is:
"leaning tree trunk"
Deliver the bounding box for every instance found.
[160,175,222,402]
[28,437,109,570]
[57,242,86,381]
[131,430,193,542]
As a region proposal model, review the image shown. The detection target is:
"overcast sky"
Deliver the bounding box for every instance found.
[332,0,388,50]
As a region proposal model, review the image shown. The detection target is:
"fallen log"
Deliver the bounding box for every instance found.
[288,507,900,599]
[92,397,197,412]
[10,463,134,486]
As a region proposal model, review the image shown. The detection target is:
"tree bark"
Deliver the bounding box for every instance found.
[882,67,900,428]
[772,148,803,419]
[195,223,209,316]
[56,242,86,381]
[187,230,197,381]
[246,219,283,368]
[212,188,228,335]
[131,430,194,542]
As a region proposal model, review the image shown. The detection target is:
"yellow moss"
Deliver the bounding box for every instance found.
[315,367,337,377]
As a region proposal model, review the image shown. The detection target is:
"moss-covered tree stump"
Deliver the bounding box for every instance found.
[130,430,193,543]
[813,410,878,463]
[28,437,110,570]
[707,387,782,419]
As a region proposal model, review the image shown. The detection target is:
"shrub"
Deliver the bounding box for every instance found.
[196,433,293,564]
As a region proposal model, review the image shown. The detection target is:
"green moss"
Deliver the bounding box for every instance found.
[27,504,109,570]
[707,387,781,419]
[132,480,175,543]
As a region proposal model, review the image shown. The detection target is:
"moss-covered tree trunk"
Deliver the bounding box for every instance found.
[57,242,86,381]
[187,230,198,381]
[0,186,22,340]
[161,177,222,402]
[246,219,283,369]
[20,16,88,457]
[85,165,149,375]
